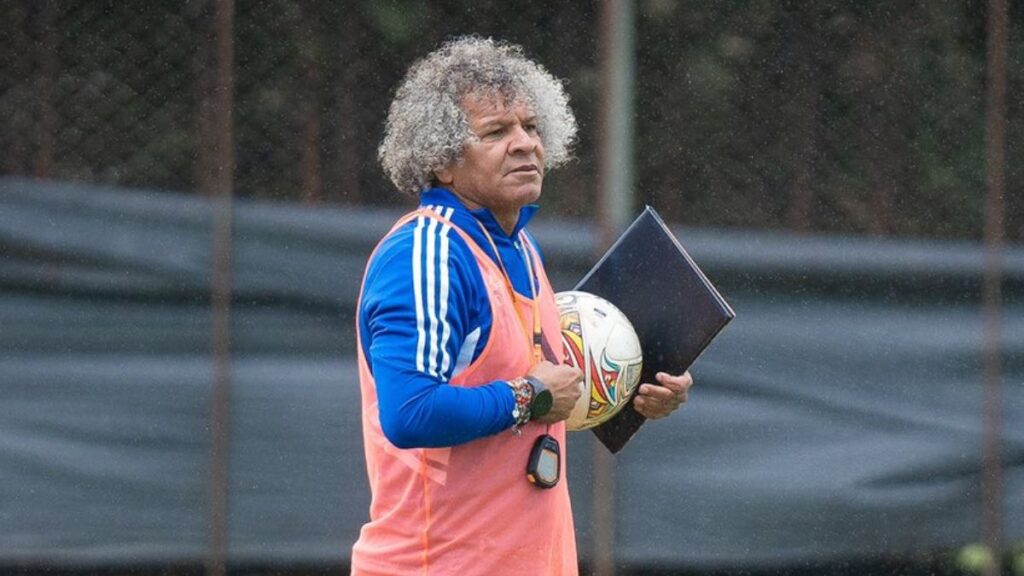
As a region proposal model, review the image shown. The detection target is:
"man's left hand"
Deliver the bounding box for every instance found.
[632,371,693,420]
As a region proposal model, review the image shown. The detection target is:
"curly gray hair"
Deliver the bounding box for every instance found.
[379,36,578,195]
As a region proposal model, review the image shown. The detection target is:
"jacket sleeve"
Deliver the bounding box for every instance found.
[358,217,516,448]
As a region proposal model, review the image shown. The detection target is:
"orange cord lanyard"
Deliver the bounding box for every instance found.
[475,218,556,442]
[474,220,544,366]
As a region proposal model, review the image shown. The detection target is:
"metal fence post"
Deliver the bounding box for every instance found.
[595,0,636,574]
[981,0,1007,575]
[206,0,235,575]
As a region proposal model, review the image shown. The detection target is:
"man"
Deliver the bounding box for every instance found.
[353,37,692,575]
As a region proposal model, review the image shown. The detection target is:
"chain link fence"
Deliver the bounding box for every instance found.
[0,3,1019,573]
[1,2,1020,235]
[1,1,396,205]
[3,2,198,190]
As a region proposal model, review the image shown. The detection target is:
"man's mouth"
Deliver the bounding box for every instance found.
[509,164,539,174]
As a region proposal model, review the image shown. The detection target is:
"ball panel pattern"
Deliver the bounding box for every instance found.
[555,291,642,431]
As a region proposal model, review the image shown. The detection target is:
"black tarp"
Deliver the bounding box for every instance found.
[1,178,1022,569]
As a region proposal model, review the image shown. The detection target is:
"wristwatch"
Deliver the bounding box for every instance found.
[523,375,553,419]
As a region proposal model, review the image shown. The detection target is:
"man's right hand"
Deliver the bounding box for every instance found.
[527,361,583,424]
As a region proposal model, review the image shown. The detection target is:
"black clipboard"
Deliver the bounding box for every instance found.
[576,206,736,453]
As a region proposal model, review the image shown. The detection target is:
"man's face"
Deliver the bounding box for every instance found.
[436,95,546,226]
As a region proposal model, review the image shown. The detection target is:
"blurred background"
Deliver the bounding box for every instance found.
[1,1,1022,575]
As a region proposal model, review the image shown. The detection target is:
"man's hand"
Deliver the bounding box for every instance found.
[527,361,583,424]
[632,371,693,420]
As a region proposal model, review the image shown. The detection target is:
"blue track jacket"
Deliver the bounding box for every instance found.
[357,187,545,448]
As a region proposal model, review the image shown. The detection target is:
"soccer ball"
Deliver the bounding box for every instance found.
[554,291,643,431]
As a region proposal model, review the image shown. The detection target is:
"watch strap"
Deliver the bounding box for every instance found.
[506,377,534,434]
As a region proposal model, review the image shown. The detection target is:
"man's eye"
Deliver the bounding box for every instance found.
[524,124,538,133]
[484,128,505,138]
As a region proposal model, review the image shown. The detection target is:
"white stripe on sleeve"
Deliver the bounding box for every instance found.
[438,207,454,376]
[453,326,480,377]
[412,215,426,373]
[412,209,458,379]
[424,215,440,376]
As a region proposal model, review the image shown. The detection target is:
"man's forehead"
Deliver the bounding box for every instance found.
[462,93,535,122]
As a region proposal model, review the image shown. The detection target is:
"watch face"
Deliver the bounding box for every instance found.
[532,389,553,418]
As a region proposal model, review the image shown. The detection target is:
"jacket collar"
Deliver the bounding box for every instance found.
[419,187,538,239]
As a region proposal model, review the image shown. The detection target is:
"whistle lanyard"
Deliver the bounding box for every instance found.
[474,220,544,366]
[475,218,555,444]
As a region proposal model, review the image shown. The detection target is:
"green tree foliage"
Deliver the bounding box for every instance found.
[1,0,1020,240]
[634,0,1017,239]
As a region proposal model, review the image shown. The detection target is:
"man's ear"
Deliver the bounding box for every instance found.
[434,167,453,186]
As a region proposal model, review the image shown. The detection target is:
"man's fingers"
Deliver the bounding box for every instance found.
[632,371,694,419]
[638,383,682,402]
[633,396,673,419]
[655,371,693,392]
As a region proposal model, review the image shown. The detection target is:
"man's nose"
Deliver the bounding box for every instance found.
[508,124,538,154]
